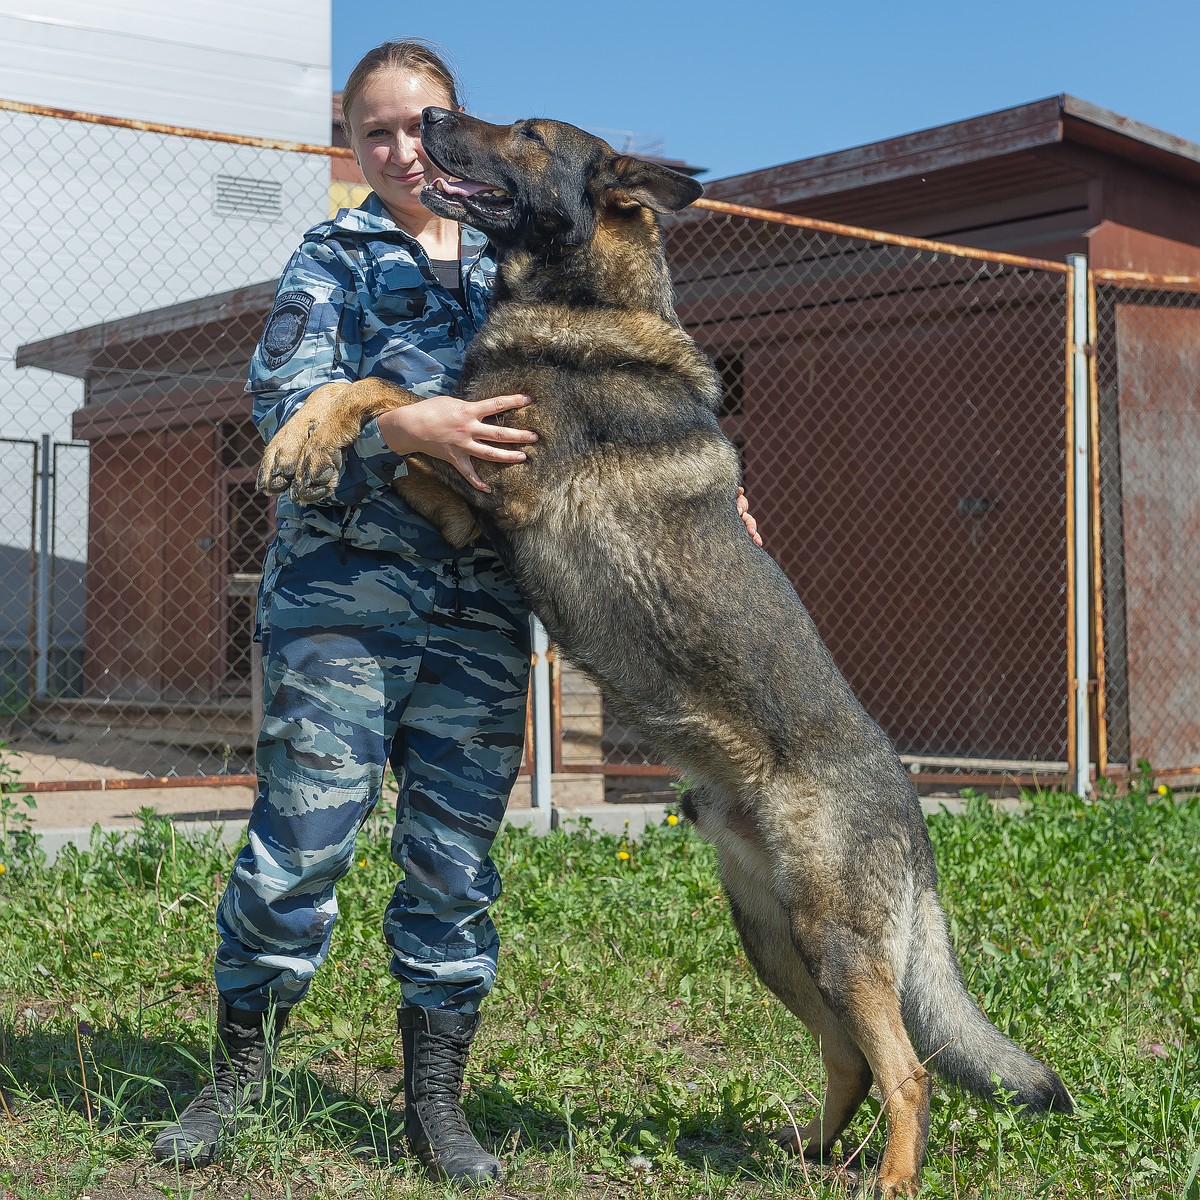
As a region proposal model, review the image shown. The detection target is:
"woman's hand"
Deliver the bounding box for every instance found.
[377,393,537,491]
[737,487,763,546]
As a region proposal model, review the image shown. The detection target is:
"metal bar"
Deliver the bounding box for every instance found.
[1089,268,1200,291]
[6,774,258,794]
[34,434,52,699]
[528,616,553,809]
[899,754,1070,772]
[1104,764,1200,783]
[5,766,1073,794]
[49,441,61,697]
[554,763,676,776]
[1087,271,1109,779]
[0,97,352,158]
[1064,263,1079,791]
[693,197,1071,274]
[1068,255,1092,797]
[0,96,1088,277]
[25,440,38,702]
[549,763,1066,788]
[550,646,565,773]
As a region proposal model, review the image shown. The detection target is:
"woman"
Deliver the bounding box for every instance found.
[153,39,758,1185]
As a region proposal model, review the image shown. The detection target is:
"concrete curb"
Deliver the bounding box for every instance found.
[24,794,988,864]
[31,805,560,864]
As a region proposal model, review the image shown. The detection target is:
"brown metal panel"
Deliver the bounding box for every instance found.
[717,307,1067,762]
[82,427,221,702]
[159,425,221,699]
[1089,221,1200,277]
[1113,304,1200,768]
[73,388,248,441]
[83,433,167,699]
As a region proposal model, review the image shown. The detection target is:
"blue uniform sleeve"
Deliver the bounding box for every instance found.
[248,234,407,504]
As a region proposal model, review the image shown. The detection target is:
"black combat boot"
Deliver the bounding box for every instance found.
[151,999,288,1168]
[399,1006,502,1185]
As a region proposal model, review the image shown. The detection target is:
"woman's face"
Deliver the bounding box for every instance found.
[346,68,455,230]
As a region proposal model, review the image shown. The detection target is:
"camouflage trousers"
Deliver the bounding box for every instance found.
[215,518,531,1014]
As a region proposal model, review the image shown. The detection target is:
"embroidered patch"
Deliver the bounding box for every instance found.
[260,291,314,369]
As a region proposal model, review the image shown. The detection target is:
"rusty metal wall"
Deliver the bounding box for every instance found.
[1093,274,1200,784]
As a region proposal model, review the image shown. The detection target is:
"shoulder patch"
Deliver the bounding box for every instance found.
[260,291,315,370]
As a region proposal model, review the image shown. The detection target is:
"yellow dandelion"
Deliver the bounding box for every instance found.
[666,814,679,826]
[358,858,367,868]
[92,952,102,959]
[0,862,6,875]
[617,850,630,861]
[1157,784,1169,796]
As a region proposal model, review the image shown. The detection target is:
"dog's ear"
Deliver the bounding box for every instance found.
[606,156,704,213]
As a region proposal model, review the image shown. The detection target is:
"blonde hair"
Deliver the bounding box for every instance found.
[341,39,462,131]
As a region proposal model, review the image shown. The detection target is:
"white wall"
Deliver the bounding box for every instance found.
[0,1,332,581]
[0,0,330,143]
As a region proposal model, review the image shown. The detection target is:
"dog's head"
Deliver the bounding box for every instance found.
[419,108,702,252]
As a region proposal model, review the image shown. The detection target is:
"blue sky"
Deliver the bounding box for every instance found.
[332,0,1200,183]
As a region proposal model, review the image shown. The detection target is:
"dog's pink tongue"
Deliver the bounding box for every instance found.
[433,177,493,197]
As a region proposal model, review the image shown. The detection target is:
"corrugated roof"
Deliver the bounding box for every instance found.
[705,95,1200,210]
[16,280,277,378]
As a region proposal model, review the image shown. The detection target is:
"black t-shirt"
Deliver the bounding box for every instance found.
[429,258,466,309]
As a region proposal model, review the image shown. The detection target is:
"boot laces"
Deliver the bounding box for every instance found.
[420,1029,475,1135]
[200,1024,266,1115]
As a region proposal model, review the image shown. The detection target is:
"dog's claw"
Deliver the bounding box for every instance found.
[288,448,343,504]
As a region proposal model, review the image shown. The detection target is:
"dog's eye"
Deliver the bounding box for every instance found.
[520,124,546,146]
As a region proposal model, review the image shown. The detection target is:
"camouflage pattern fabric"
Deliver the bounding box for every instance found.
[248,191,497,558]
[216,524,531,1013]
[215,196,530,1014]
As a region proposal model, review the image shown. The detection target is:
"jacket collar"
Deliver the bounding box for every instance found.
[330,192,490,263]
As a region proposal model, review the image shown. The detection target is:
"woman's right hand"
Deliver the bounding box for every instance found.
[376,393,537,491]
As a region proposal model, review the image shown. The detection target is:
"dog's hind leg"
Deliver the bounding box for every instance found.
[776,1014,873,1162]
[718,849,873,1163]
[788,915,931,1199]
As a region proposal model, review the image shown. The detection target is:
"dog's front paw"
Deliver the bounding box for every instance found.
[291,440,345,503]
[259,421,311,495]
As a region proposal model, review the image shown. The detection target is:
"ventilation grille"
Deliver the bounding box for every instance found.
[213,174,283,220]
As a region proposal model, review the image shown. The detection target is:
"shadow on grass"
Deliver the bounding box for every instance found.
[0,1016,567,1169]
[0,1017,852,1191]
[473,1080,838,1188]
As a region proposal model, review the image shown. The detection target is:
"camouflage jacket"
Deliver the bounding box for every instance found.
[248,192,497,559]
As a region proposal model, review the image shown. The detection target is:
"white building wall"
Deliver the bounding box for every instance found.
[0,1,332,649]
[0,0,330,143]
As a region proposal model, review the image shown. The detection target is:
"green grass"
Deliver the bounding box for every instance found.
[1,779,1198,1199]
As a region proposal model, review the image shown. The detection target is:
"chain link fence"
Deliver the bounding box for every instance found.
[0,99,1196,807]
[1,101,330,794]
[559,205,1075,799]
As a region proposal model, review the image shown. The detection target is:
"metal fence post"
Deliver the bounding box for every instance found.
[1068,255,1092,796]
[34,432,52,700]
[529,615,553,810]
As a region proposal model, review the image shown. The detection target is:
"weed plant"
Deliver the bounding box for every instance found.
[0,778,1197,1199]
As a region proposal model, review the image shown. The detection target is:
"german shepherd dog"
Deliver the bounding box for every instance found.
[259,107,1072,1197]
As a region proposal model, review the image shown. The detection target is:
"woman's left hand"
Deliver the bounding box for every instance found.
[737,487,763,546]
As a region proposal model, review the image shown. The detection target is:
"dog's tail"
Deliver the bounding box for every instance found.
[901,888,1073,1114]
